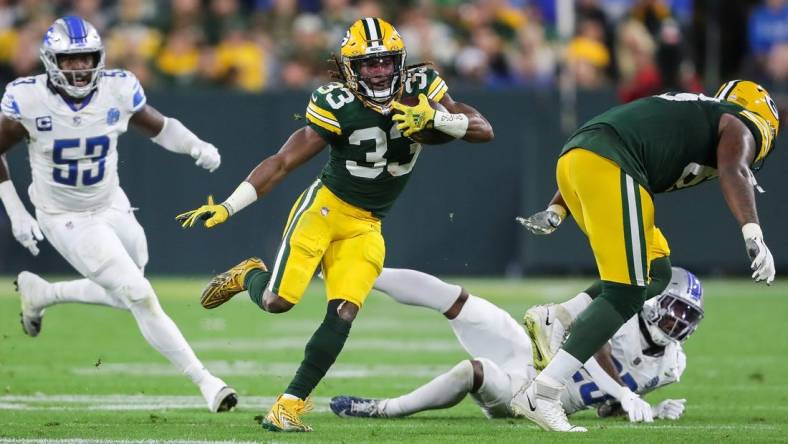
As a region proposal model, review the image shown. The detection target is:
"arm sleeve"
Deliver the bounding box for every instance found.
[583,357,627,400]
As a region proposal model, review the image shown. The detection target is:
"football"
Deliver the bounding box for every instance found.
[394,96,456,145]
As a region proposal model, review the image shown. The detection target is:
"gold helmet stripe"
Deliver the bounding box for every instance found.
[362,17,380,42]
[373,18,383,40]
[716,80,740,101]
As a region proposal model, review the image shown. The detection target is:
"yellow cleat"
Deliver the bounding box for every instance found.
[523,304,570,371]
[200,258,267,309]
[261,394,314,432]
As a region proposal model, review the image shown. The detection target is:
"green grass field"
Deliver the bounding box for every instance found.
[1,276,786,443]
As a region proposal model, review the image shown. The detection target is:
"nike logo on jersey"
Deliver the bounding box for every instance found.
[527,393,537,412]
[545,308,552,326]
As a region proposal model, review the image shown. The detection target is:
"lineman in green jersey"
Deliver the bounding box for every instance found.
[176,17,493,432]
[512,81,779,432]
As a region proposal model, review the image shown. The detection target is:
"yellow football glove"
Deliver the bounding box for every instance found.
[391,93,436,137]
[175,195,230,229]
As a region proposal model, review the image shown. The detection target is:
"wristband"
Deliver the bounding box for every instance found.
[547,204,567,221]
[742,222,763,241]
[433,110,469,138]
[222,181,257,216]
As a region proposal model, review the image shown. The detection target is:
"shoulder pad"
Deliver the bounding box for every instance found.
[403,67,448,101]
[102,69,146,112]
[306,83,355,136]
[1,77,39,121]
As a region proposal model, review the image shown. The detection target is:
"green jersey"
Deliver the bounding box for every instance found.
[561,92,773,194]
[305,67,449,218]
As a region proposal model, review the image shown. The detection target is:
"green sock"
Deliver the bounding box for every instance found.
[244,268,271,309]
[584,281,603,299]
[563,281,646,362]
[584,255,672,300]
[285,303,352,399]
[646,256,672,298]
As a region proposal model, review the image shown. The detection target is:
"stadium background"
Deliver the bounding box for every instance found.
[1,0,786,277]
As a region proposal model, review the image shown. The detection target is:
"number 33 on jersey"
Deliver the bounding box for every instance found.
[305,67,448,218]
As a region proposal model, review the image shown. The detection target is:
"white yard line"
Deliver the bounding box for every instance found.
[0,440,261,444]
[190,338,461,352]
[0,394,331,412]
[71,361,451,378]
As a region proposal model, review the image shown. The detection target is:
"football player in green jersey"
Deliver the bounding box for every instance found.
[510,81,779,432]
[176,17,493,432]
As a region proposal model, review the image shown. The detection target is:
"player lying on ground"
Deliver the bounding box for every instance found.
[519,201,674,372]
[0,16,236,412]
[508,82,778,432]
[175,17,493,432]
[330,267,698,422]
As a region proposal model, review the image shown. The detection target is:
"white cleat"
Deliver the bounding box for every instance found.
[16,271,51,337]
[510,379,587,432]
[200,375,238,413]
[524,304,570,370]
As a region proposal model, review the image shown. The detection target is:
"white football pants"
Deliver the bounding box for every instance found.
[35,189,211,386]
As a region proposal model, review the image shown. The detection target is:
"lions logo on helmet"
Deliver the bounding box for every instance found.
[40,16,105,99]
[715,80,779,164]
[641,267,705,346]
[339,17,406,113]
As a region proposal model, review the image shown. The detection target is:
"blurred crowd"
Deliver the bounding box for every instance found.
[0,0,786,100]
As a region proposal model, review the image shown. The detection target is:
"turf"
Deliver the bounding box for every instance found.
[0,276,786,443]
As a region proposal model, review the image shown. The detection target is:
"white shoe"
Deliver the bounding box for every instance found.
[510,380,587,432]
[15,271,51,337]
[200,375,238,413]
[524,304,570,370]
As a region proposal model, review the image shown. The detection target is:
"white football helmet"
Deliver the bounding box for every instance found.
[641,267,704,346]
[40,16,105,99]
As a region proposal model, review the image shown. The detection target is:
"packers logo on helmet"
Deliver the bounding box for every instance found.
[715,80,780,163]
[339,17,406,113]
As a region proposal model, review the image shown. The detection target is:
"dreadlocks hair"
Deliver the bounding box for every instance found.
[327,53,435,83]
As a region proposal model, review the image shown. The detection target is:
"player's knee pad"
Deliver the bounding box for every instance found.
[445,360,475,390]
[111,276,156,306]
[599,280,647,319]
[468,358,511,418]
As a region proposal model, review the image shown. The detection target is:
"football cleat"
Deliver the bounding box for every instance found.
[16,271,52,337]
[262,394,314,432]
[200,257,267,309]
[510,380,587,433]
[200,375,238,413]
[330,396,383,418]
[523,304,570,370]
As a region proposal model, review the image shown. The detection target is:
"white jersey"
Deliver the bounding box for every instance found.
[1,70,146,213]
[561,316,686,414]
